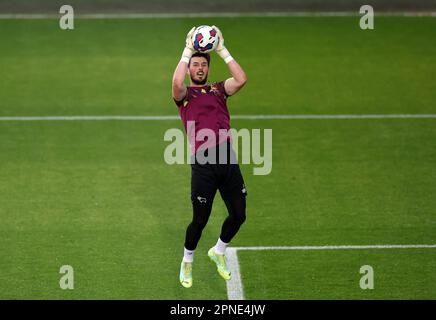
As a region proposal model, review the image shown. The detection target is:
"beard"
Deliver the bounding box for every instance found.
[190,74,208,85]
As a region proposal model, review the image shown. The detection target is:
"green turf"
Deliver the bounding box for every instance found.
[0,17,435,299]
[238,249,436,299]
[1,17,436,116]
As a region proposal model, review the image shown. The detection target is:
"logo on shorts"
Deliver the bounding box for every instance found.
[197,196,207,203]
[242,184,247,194]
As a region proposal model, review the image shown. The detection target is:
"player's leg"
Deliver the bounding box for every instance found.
[218,148,247,250]
[219,189,247,245]
[185,162,218,251]
[180,163,217,288]
[208,187,246,280]
[184,190,216,251]
[208,160,247,280]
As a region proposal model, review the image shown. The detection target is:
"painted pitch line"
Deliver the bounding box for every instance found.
[0,12,436,19]
[0,115,179,121]
[226,244,436,300]
[1,114,436,122]
[232,114,436,120]
[226,248,245,300]
[231,244,436,251]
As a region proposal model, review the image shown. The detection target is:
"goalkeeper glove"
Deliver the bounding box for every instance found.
[212,25,234,64]
[181,27,196,64]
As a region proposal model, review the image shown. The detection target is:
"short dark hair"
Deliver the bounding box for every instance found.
[189,52,210,67]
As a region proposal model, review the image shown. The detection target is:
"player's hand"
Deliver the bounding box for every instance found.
[181,26,196,63]
[185,26,195,51]
[211,25,234,64]
[212,25,225,52]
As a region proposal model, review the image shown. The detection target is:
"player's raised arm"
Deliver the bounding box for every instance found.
[212,26,247,96]
[172,27,196,102]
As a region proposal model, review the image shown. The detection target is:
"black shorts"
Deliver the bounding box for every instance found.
[191,142,247,204]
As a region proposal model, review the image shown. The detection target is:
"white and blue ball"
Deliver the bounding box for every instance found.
[192,25,218,53]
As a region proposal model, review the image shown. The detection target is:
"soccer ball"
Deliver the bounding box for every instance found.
[192,25,218,53]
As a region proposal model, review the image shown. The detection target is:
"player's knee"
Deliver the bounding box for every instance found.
[191,217,208,230]
[235,212,246,226]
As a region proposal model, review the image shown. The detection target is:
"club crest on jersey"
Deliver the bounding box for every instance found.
[210,85,225,98]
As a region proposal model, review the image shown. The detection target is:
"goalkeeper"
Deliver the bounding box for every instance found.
[172,26,248,288]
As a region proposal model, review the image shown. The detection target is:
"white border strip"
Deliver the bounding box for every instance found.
[232,114,436,120]
[0,115,178,121]
[1,114,436,121]
[0,12,435,19]
[226,248,245,300]
[232,244,436,250]
[226,244,436,300]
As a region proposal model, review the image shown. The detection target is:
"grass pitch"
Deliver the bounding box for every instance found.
[0,16,435,299]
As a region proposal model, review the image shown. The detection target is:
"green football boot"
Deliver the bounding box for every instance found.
[208,247,231,280]
[179,261,193,288]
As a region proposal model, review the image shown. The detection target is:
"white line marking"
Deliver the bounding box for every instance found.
[0,115,179,121]
[232,114,436,120]
[1,114,436,122]
[231,244,436,250]
[0,12,435,19]
[226,244,436,300]
[226,248,245,300]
